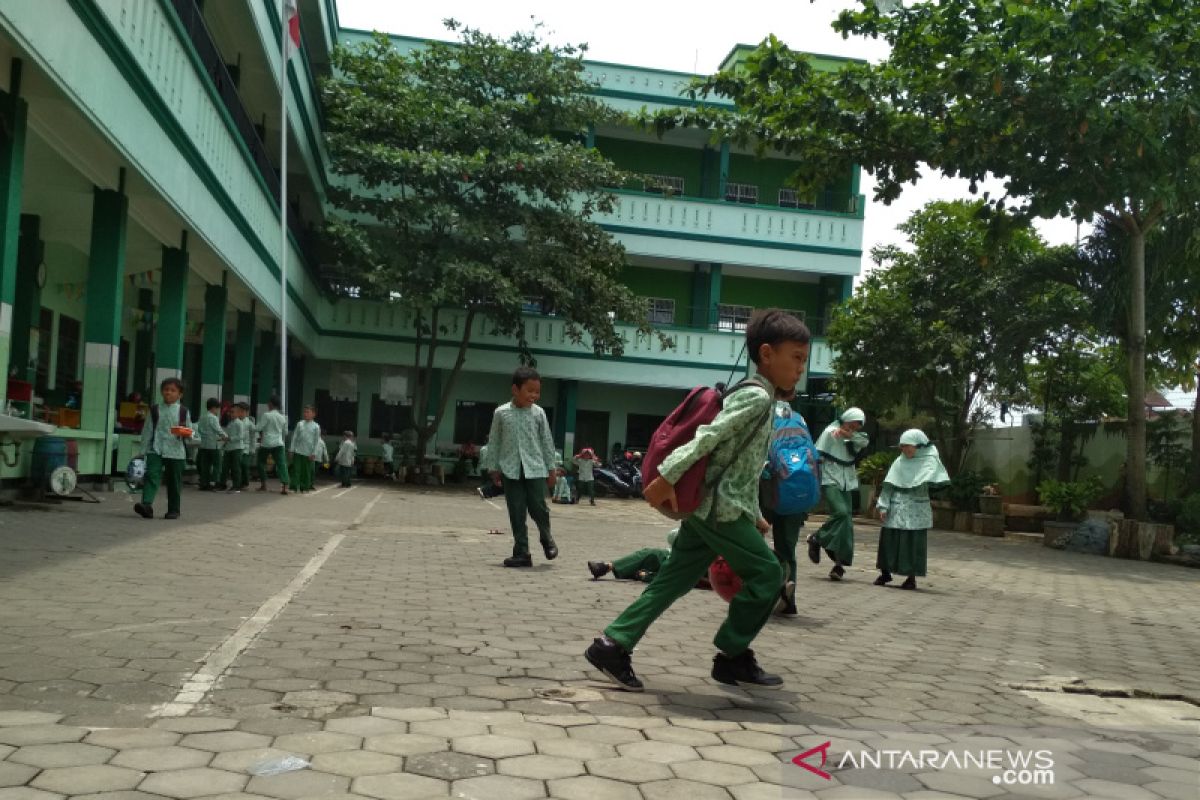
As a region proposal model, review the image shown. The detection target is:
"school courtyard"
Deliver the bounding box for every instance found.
[0,485,1195,800]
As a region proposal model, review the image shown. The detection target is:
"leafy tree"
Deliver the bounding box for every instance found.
[652,0,1200,519]
[826,200,1050,473]
[322,23,653,458]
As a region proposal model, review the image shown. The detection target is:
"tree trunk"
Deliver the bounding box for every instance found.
[1191,372,1200,494]
[429,310,477,445]
[415,308,441,462]
[1056,420,1075,483]
[1126,228,1148,520]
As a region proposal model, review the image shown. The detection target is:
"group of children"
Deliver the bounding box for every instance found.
[551,447,600,505]
[133,377,360,519]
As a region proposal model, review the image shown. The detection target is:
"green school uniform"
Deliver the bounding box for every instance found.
[812,412,869,566]
[221,417,250,489]
[196,411,225,489]
[876,431,950,578]
[256,410,290,485]
[483,402,557,558]
[604,376,783,659]
[139,401,196,514]
[289,420,321,491]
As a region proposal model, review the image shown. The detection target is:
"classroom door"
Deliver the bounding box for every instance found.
[574,410,609,457]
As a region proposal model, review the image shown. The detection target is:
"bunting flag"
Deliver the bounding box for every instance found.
[127,272,157,289]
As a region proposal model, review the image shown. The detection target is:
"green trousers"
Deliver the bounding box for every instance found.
[290,454,314,491]
[877,528,928,577]
[196,448,222,488]
[814,486,856,565]
[767,511,806,605]
[605,513,783,657]
[221,449,245,489]
[500,474,554,557]
[142,454,184,514]
[258,446,290,485]
[336,464,353,487]
[239,453,251,487]
[579,480,596,504]
[612,548,670,581]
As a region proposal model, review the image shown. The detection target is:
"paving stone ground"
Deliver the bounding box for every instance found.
[0,479,1196,799]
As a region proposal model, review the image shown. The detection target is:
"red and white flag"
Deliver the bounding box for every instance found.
[283,0,301,59]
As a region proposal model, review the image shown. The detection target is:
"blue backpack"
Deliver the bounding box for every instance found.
[759,404,821,515]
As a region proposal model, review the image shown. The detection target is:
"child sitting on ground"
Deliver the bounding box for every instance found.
[875,428,950,591]
[552,466,574,504]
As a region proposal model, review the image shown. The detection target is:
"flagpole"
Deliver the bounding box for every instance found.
[278,0,290,420]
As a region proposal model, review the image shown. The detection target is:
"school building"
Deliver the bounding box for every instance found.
[0,1,863,482]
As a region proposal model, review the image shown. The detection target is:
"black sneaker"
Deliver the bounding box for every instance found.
[807,535,821,565]
[774,581,796,614]
[164,512,179,520]
[504,554,533,568]
[829,563,845,582]
[134,503,153,519]
[585,636,643,692]
[712,649,783,688]
[588,561,611,580]
[874,572,893,586]
[901,576,917,590]
[542,540,559,561]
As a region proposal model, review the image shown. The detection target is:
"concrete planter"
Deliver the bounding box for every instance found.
[1043,520,1081,549]
[978,494,1004,516]
[932,501,956,531]
[973,513,1005,537]
[1109,520,1175,560]
[953,511,973,532]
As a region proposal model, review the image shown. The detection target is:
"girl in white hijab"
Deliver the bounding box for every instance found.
[875,429,950,590]
[807,407,868,581]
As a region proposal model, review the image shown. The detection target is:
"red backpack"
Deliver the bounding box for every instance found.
[642,379,768,520]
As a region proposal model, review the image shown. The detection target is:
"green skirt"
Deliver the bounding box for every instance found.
[876,528,927,577]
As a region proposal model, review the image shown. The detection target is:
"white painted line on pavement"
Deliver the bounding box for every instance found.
[152,532,348,718]
[333,485,357,499]
[485,499,500,510]
[309,484,333,496]
[352,492,383,528]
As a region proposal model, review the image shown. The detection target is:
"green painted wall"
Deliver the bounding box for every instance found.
[595,136,702,197]
[727,154,854,210]
[621,267,692,322]
[721,276,821,318]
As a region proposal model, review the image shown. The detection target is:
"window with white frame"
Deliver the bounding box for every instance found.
[644,297,675,325]
[717,303,753,332]
[643,173,685,195]
[724,182,759,204]
[778,188,817,209]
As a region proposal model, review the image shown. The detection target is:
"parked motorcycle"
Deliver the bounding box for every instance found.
[594,465,637,498]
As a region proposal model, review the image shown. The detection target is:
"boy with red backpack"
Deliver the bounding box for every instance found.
[585,310,811,691]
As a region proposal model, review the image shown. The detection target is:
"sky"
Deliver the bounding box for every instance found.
[335,0,1089,262]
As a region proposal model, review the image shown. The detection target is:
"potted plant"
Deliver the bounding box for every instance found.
[856,451,894,518]
[1038,477,1103,548]
[978,483,1004,516]
[947,471,987,531]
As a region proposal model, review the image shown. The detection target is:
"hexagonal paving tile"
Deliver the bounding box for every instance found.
[616,741,700,764]
[352,773,449,800]
[322,717,407,737]
[271,732,361,755]
[245,770,350,799]
[151,718,238,734]
[453,735,535,759]
[308,750,403,777]
[0,788,65,800]
[670,759,757,786]
[137,767,248,799]
[110,747,213,772]
[9,743,115,769]
[85,730,182,750]
[0,726,87,747]
[567,725,644,746]
[209,747,301,775]
[32,766,145,795]
[640,778,739,800]
[362,733,447,757]
[405,751,495,781]
[0,712,63,727]
[450,774,545,800]
[584,756,673,783]
[695,744,779,767]
[497,754,584,780]
[547,775,642,800]
[179,732,273,753]
[0,763,40,788]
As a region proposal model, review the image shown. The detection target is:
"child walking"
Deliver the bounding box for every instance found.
[875,429,950,590]
[335,431,357,487]
[221,402,251,493]
[289,405,321,493]
[256,396,290,494]
[134,377,197,519]
[808,408,868,581]
[196,398,227,491]
[380,435,396,480]
[574,447,599,506]
[585,310,810,691]
[482,367,559,568]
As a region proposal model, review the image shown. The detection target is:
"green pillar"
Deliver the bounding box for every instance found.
[155,244,188,386]
[233,310,255,405]
[10,214,41,381]
[200,282,227,401]
[80,186,128,463]
[718,141,730,200]
[0,62,28,404]
[131,288,153,396]
[256,328,276,416]
[707,263,722,328]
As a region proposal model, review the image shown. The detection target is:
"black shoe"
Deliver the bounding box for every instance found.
[807,535,820,565]
[590,500,595,506]
[542,541,558,561]
[504,554,533,568]
[901,576,917,590]
[164,512,179,520]
[588,561,611,580]
[134,503,153,519]
[829,563,845,582]
[874,572,893,586]
[712,649,783,688]
[585,637,643,692]
[774,581,796,614]
[780,600,798,616]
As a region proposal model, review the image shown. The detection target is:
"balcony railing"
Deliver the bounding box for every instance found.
[167,0,319,270]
